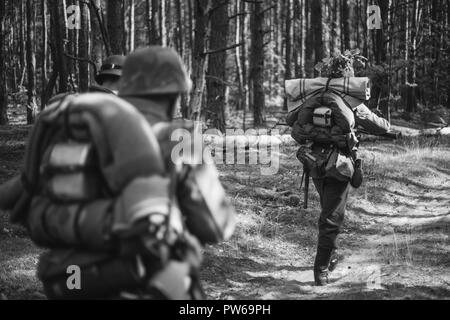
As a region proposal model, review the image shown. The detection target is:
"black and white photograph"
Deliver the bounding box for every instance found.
[0,0,449,306]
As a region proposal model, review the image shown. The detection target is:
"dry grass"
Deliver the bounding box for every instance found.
[1,126,449,299]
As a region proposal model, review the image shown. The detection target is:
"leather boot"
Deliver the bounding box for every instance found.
[313,247,333,286]
[328,250,339,272]
[314,268,329,286]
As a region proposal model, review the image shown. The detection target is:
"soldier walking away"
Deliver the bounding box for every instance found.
[0,46,235,299]
[285,51,391,286]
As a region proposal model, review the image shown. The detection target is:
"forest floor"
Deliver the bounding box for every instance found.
[0,110,449,300]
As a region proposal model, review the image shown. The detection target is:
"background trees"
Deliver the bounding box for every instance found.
[0,0,448,127]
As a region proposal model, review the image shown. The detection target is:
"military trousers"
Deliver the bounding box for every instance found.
[312,177,350,271]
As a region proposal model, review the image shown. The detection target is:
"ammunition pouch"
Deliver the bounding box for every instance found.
[297,144,361,184]
[292,123,359,154]
[325,149,355,182]
[296,146,330,179]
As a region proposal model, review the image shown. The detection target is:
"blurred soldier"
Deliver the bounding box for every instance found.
[88,55,126,94]
[1,47,235,300]
[45,55,125,106]
[118,45,236,250]
[286,53,391,286]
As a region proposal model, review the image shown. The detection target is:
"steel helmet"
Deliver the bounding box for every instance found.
[118,46,192,97]
[95,55,126,85]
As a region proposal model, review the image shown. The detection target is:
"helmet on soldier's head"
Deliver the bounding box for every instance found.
[118,46,192,97]
[95,55,126,85]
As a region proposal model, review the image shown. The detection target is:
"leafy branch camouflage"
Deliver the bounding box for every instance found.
[315,49,368,78]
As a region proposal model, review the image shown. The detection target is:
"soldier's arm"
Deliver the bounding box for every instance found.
[354,103,391,135]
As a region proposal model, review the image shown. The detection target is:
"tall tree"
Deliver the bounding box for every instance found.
[189,0,211,120]
[206,1,229,132]
[49,0,69,94]
[0,0,8,124]
[284,0,292,111]
[249,0,265,126]
[129,0,135,52]
[107,0,125,54]
[41,0,48,110]
[340,0,350,51]
[79,1,90,92]
[26,0,36,124]
[311,0,324,74]
[370,0,389,115]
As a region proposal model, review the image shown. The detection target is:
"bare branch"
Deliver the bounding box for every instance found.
[209,0,228,15]
[205,75,238,88]
[64,53,98,75]
[204,42,243,55]
[260,4,276,15]
[228,12,248,20]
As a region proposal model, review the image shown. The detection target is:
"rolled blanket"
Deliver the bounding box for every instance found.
[285,77,371,112]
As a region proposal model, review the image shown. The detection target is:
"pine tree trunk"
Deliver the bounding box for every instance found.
[49,0,68,93]
[284,0,292,111]
[41,0,48,109]
[300,0,306,78]
[160,0,167,46]
[234,0,244,111]
[79,1,89,92]
[107,0,125,54]
[305,0,314,77]
[341,0,350,51]
[406,0,418,113]
[250,1,265,126]
[206,1,228,132]
[0,0,8,124]
[311,0,324,74]
[189,0,211,120]
[241,0,249,114]
[129,0,135,52]
[176,0,184,55]
[26,0,36,124]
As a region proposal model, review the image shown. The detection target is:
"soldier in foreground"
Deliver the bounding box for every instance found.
[286,52,391,286]
[0,46,235,299]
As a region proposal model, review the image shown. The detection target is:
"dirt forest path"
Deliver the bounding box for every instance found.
[0,126,449,300]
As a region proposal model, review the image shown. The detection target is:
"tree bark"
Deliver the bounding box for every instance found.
[284,0,292,110]
[234,0,244,111]
[41,0,48,109]
[107,0,125,54]
[79,1,90,92]
[0,0,8,124]
[129,0,135,52]
[189,0,211,120]
[206,1,228,132]
[26,0,36,124]
[341,0,350,51]
[250,1,265,126]
[49,0,68,93]
[311,0,324,74]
